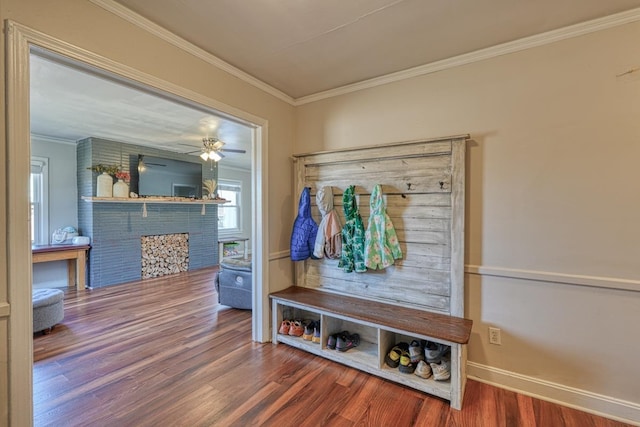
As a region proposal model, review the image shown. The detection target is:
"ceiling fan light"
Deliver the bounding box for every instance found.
[210,151,222,162]
[200,152,209,161]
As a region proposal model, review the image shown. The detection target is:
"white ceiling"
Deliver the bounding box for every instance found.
[30,53,254,169]
[113,0,640,98]
[30,0,640,169]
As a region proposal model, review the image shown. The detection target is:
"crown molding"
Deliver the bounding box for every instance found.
[89,0,296,106]
[295,7,640,105]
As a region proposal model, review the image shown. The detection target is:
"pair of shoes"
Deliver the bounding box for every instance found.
[430,357,451,381]
[327,331,348,349]
[409,340,425,363]
[385,342,409,368]
[278,319,291,335]
[414,360,432,379]
[303,320,320,341]
[281,319,307,337]
[327,331,360,351]
[336,332,360,352]
[424,341,450,363]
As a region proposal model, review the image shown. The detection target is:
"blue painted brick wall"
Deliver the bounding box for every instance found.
[78,137,219,288]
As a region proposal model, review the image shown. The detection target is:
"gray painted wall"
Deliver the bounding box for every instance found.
[31,137,78,289]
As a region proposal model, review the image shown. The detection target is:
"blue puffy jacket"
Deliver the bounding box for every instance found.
[290,187,319,261]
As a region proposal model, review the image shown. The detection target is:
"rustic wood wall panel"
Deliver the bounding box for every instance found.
[293,135,468,315]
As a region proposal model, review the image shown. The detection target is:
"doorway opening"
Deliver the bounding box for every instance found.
[6,21,270,423]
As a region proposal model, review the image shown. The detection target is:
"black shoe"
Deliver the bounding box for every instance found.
[327,330,348,349]
[398,350,416,374]
[336,333,360,352]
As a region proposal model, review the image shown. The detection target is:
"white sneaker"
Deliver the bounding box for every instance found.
[430,358,451,381]
[424,341,449,363]
[414,360,432,379]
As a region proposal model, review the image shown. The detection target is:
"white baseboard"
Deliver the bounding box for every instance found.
[467,362,640,426]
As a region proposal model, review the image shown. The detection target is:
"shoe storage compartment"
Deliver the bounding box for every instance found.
[378,329,454,402]
[271,287,472,409]
[273,304,322,354]
[322,316,378,370]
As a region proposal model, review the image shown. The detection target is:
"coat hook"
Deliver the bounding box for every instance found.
[406,183,414,190]
[439,181,445,190]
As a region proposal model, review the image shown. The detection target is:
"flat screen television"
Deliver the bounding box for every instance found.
[136,155,202,198]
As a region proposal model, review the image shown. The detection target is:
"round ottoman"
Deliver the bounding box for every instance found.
[33,288,64,334]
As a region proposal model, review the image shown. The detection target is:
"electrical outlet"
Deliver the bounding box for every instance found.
[489,327,502,345]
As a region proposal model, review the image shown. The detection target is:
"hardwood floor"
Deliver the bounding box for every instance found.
[34,268,632,427]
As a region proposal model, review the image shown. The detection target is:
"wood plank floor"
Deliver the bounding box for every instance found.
[34,267,632,427]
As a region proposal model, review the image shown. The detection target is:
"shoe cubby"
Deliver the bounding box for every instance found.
[322,317,378,370]
[271,288,472,409]
[378,329,452,401]
[274,304,322,354]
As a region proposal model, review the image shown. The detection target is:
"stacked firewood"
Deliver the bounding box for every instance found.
[141,233,189,278]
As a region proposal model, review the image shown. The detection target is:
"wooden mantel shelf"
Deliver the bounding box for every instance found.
[81,196,228,204]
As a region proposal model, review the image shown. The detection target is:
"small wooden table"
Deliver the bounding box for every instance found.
[32,244,90,291]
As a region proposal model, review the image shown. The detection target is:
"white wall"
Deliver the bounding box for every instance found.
[295,21,640,423]
[31,137,78,289]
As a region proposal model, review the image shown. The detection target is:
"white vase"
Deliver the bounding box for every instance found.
[96,172,113,197]
[113,179,129,198]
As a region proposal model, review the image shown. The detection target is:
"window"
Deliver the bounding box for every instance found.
[30,157,49,245]
[217,180,241,233]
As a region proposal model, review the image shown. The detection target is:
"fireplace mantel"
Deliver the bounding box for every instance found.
[81,196,228,205]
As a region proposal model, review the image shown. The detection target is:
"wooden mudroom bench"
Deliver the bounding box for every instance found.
[271,286,473,409]
[281,135,471,409]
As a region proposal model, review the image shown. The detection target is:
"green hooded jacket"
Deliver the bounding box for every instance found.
[364,184,402,269]
[338,185,366,273]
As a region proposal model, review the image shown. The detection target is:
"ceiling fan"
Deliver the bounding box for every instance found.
[183,137,247,162]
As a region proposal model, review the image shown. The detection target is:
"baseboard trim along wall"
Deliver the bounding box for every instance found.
[465,264,640,293]
[467,362,640,426]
